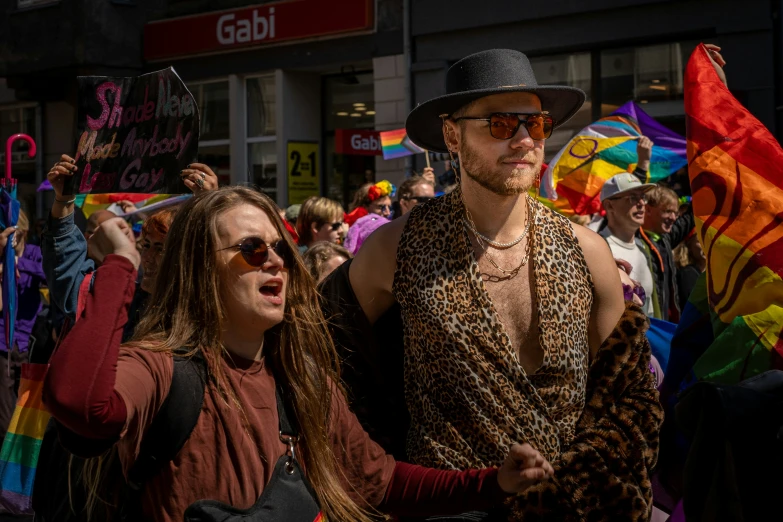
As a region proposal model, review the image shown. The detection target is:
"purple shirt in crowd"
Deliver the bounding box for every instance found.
[0,243,46,353]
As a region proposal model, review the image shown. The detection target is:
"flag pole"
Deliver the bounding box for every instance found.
[424,150,431,169]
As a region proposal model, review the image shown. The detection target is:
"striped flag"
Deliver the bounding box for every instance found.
[680,43,783,384]
[379,128,425,160]
[0,363,51,513]
[541,101,687,215]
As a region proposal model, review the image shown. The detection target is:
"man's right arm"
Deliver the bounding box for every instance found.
[348,214,407,324]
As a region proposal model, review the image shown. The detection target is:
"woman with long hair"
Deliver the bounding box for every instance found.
[43,187,552,522]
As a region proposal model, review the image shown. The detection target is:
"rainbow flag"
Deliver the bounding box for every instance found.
[541,101,687,215]
[676,43,783,385]
[0,363,51,513]
[77,192,178,218]
[380,128,425,160]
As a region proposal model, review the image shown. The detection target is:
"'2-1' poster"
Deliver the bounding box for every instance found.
[71,67,200,194]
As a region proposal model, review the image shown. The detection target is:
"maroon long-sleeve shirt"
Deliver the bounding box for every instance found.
[43,254,508,521]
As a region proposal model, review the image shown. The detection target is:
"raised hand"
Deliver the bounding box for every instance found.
[0,226,17,252]
[180,163,219,194]
[422,167,436,185]
[87,217,141,269]
[636,136,654,172]
[704,43,727,87]
[117,200,139,214]
[497,443,554,494]
[47,154,78,201]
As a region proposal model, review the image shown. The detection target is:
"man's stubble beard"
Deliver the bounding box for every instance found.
[459,138,540,196]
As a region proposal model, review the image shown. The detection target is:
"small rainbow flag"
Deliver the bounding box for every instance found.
[0,363,51,514]
[380,128,425,160]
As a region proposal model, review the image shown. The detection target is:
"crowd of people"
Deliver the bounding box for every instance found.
[0,43,748,522]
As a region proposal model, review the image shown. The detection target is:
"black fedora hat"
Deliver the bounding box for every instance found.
[405,49,586,153]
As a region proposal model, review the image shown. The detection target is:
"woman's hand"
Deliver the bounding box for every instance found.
[181,163,219,194]
[87,218,141,269]
[497,443,554,494]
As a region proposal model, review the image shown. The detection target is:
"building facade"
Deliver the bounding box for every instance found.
[0,0,406,214]
[407,0,782,172]
[1,0,781,216]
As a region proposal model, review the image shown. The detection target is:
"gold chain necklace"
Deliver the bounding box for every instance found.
[463,194,536,277]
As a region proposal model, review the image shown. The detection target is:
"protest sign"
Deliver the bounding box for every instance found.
[71,67,199,194]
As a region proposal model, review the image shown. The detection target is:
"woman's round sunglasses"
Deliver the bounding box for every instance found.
[218,237,290,267]
[452,112,554,141]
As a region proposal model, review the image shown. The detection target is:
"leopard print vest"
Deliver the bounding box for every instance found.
[392,189,594,469]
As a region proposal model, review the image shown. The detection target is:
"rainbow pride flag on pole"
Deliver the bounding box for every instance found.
[672,43,783,385]
[0,363,50,513]
[380,128,425,160]
[541,101,687,215]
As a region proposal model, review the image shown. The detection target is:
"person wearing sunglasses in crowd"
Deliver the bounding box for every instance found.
[345,180,396,225]
[43,187,555,522]
[42,155,219,334]
[295,196,345,252]
[395,175,435,217]
[320,49,662,520]
[597,173,658,318]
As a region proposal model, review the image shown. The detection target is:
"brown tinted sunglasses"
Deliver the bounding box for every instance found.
[452,112,554,141]
[218,237,290,267]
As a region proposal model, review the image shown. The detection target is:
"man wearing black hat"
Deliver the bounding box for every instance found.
[321,49,662,520]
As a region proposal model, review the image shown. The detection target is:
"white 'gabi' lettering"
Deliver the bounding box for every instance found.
[217,8,276,46]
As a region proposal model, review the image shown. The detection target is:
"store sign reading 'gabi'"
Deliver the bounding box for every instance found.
[144,0,373,61]
[217,9,275,45]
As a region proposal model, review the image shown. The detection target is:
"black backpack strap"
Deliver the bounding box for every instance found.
[275,381,300,474]
[275,386,297,437]
[119,354,207,520]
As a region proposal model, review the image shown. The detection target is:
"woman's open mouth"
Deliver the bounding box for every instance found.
[259,280,283,305]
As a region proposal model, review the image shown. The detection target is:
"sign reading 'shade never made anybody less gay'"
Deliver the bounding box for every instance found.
[71,67,199,194]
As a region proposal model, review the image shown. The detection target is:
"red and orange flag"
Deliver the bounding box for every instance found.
[684,43,783,382]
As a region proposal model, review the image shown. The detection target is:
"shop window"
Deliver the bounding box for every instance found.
[601,40,702,133]
[190,80,231,185]
[529,53,591,162]
[191,80,230,142]
[247,76,276,137]
[248,142,277,199]
[0,105,38,218]
[323,71,375,208]
[246,74,277,201]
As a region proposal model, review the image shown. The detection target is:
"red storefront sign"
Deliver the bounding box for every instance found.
[335,129,382,156]
[144,0,373,61]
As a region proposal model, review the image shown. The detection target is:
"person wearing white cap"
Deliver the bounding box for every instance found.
[598,172,658,317]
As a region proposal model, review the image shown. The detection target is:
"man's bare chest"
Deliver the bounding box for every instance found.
[476,251,543,374]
